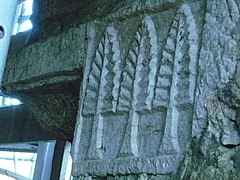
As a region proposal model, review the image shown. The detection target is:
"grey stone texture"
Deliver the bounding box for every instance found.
[3,19,86,141]
[3,0,240,179]
[3,24,87,140]
[73,0,240,178]
[72,1,201,176]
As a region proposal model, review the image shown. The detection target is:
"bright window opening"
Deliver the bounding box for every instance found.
[13,0,33,35]
[0,96,21,108]
[0,151,37,180]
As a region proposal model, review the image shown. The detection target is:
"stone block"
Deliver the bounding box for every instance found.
[72,2,200,176]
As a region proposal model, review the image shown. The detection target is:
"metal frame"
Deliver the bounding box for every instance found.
[33,141,56,180]
[33,140,72,180]
[0,140,71,180]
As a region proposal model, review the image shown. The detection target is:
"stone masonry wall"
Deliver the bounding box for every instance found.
[3,0,240,179]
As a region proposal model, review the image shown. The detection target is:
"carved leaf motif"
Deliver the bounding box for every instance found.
[86,27,121,160]
[118,16,158,157]
[117,30,140,157]
[135,16,159,111]
[83,40,104,115]
[157,4,198,155]
[117,16,158,111]
[101,27,122,113]
[117,33,139,111]
[153,20,176,108]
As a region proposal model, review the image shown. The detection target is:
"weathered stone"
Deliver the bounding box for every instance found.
[232,148,240,169]
[218,82,240,109]
[199,131,217,158]
[221,121,240,146]
[17,80,82,141]
[223,106,236,121]
[72,1,202,177]
[3,21,86,140]
[193,0,240,137]
[30,0,176,42]
[3,0,240,179]
[4,23,86,90]
[236,62,240,88]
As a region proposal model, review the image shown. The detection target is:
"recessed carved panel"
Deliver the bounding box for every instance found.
[73,4,199,176]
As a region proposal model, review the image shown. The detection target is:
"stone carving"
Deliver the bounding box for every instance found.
[117,15,158,158]
[83,26,122,160]
[73,4,199,176]
[156,4,198,155]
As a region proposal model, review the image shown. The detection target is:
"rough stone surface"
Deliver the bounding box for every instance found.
[16,80,81,141]
[3,0,240,179]
[3,20,86,141]
[72,0,240,178]
[221,122,240,146]
[236,62,240,88]
[72,0,202,177]
[30,0,175,42]
[4,23,86,90]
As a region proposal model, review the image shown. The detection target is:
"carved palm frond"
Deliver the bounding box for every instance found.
[101,27,122,112]
[158,4,199,155]
[117,32,139,111]
[118,16,158,157]
[82,39,105,114]
[87,27,122,160]
[135,16,159,111]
